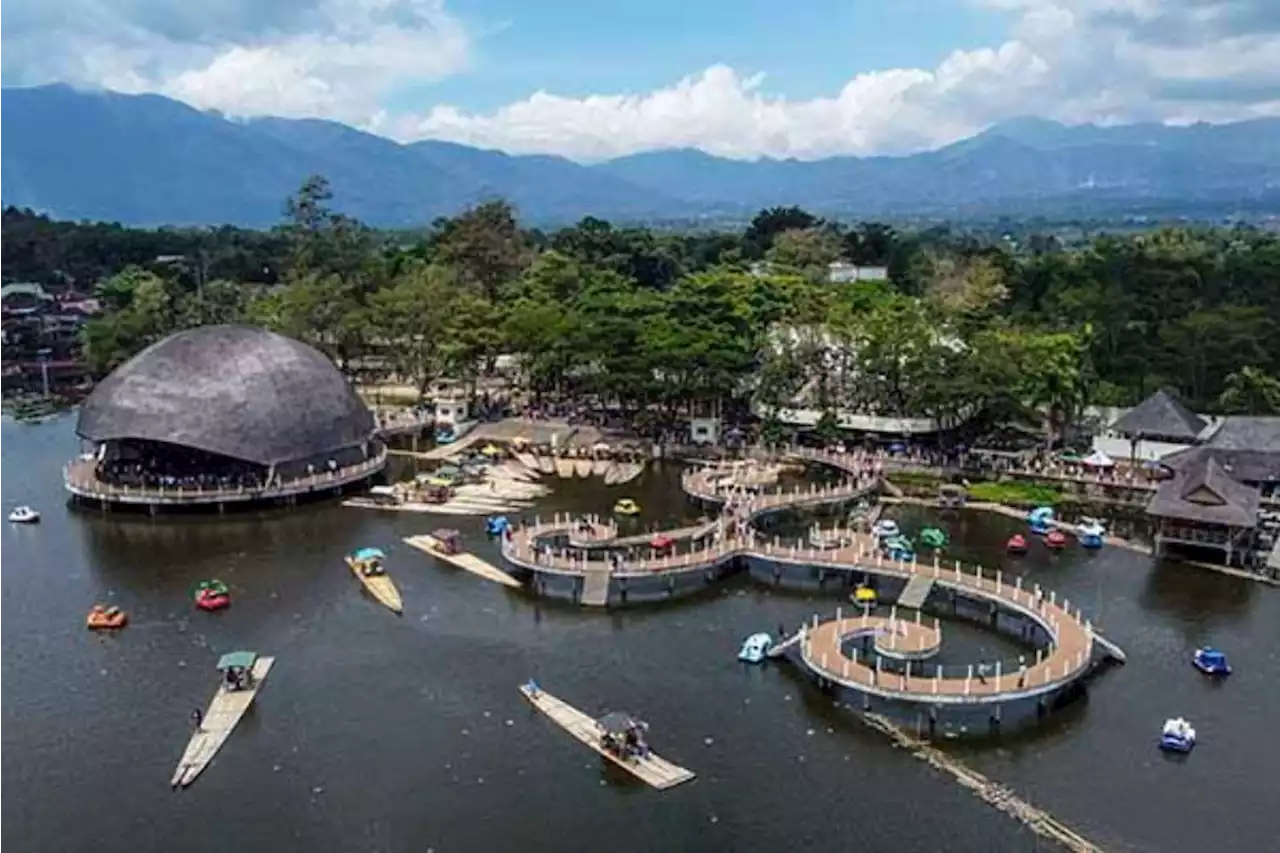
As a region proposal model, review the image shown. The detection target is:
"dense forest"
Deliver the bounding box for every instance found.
[4,178,1279,429]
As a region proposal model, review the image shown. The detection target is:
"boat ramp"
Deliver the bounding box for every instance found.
[519,683,695,790]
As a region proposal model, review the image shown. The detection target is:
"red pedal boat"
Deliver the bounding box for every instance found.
[1006,534,1029,554]
[1045,529,1068,550]
[194,580,231,611]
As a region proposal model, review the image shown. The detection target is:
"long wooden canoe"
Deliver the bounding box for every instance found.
[171,656,275,788]
[519,683,695,790]
[346,557,404,613]
[404,534,522,588]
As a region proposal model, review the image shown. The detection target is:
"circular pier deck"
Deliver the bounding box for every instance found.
[833,613,943,660]
[64,450,388,507]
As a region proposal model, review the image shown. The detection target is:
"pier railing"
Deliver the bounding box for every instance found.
[503,507,1098,703]
[64,447,389,505]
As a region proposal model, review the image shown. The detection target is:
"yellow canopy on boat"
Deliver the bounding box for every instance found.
[481,444,504,457]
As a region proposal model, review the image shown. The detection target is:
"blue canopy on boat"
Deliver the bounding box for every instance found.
[1199,648,1226,663]
[1028,506,1055,520]
[353,547,385,561]
[217,651,257,671]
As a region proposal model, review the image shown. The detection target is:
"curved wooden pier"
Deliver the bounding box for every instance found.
[495,452,1123,712]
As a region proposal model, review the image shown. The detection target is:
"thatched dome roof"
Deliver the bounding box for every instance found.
[78,325,373,466]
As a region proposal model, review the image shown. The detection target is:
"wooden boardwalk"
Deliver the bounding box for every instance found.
[492,454,1124,704]
[519,684,695,790]
[565,518,721,550]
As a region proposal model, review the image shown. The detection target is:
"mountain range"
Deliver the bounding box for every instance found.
[4,84,1279,228]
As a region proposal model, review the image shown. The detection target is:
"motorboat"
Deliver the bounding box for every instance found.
[1045,529,1068,550]
[614,498,641,516]
[738,632,773,664]
[1192,647,1231,676]
[1028,506,1055,535]
[8,506,40,524]
[86,604,128,630]
[1006,534,1029,554]
[920,527,948,549]
[1159,717,1196,753]
[486,515,511,536]
[871,519,900,539]
[194,580,231,612]
[1078,518,1106,549]
[852,586,877,607]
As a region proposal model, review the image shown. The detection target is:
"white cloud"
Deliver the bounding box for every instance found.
[401,0,1280,160]
[3,0,1278,160]
[2,0,470,123]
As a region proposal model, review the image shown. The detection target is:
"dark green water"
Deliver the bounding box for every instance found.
[3,417,1277,852]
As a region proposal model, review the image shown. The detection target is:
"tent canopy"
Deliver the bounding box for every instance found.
[597,711,642,734]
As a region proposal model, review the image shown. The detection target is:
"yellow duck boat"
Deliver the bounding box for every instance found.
[613,498,641,516]
[346,548,403,614]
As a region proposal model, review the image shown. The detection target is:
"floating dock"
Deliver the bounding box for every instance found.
[404,534,523,588]
[518,684,695,790]
[171,656,275,789]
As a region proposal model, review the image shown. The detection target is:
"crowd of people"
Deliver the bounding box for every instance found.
[95,441,267,492]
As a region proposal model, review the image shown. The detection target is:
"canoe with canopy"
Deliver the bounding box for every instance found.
[345,548,403,614]
[170,651,274,789]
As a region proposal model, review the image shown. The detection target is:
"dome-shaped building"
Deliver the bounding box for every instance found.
[66,325,385,508]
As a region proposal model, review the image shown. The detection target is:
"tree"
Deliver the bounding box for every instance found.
[765,228,844,280]
[1218,367,1280,415]
[369,262,458,400]
[81,269,177,374]
[743,206,819,259]
[431,200,532,301]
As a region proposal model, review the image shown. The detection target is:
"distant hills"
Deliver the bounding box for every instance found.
[3,84,1279,227]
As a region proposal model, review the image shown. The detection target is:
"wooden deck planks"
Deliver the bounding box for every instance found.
[171,657,275,788]
[519,684,695,790]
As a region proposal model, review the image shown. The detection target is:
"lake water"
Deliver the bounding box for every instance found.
[3,416,1277,853]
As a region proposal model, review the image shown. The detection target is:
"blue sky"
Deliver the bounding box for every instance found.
[3,0,1278,160]
[414,0,1009,111]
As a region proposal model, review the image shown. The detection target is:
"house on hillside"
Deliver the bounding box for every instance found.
[827,263,888,284]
